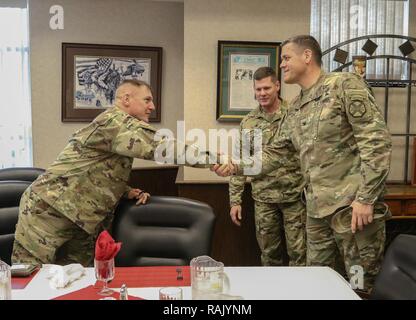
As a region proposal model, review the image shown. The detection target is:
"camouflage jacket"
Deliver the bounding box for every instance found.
[236,72,392,218]
[229,100,304,206]
[30,106,211,234]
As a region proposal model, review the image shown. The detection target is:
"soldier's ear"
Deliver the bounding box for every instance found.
[304,49,313,64]
[123,93,130,106]
[275,80,281,91]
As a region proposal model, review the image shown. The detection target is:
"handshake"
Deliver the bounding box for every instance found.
[210,155,238,177]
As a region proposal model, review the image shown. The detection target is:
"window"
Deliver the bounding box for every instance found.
[0,4,32,168]
[311,0,409,78]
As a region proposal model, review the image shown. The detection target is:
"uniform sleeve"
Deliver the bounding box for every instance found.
[229,176,246,206]
[342,76,392,204]
[234,113,295,176]
[111,121,214,168]
[122,185,133,198]
[229,122,247,206]
[111,122,157,160]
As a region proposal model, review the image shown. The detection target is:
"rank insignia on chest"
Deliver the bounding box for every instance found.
[348,100,367,118]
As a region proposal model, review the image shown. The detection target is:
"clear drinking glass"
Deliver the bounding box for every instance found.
[94,258,115,296]
[159,287,183,300]
[0,260,11,300]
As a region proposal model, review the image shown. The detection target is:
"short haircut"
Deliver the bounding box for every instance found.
[118,79,152,91]
[253,66,277,82]
[115,79,153,99]
[282,35,323,66]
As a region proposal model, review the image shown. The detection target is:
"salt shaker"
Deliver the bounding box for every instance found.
[0,260,11,300]
[119,284,128,300]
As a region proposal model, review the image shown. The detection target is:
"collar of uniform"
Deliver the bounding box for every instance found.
[295,71,327,110]
[253,99,286,122]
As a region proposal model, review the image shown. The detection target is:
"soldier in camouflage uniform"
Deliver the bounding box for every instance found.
[229,67,306,266]
[215,36,392,292]
[12,79,213,267]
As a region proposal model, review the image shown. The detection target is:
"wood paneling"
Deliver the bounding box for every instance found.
[412,137,416,186]
[405,200,416,216]
[385,184,416,218]
[385,200,402,216]
[177,183,261,266]
[129,166,179,196]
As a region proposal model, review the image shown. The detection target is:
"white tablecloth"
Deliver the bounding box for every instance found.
[12,266,360,300]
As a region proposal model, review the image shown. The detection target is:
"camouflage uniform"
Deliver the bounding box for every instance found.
[236,72,392,291]
[229,100,306,266]
[12,106,211,267]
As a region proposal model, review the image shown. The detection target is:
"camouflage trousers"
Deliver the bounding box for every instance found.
[306,211,386,292]
[254,200,306,266]
[12,188,96,267]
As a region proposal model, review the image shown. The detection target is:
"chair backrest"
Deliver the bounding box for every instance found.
[0,181,31,265]
[371,234,416,300]
[0,167,45,182]
[112,196,216,266]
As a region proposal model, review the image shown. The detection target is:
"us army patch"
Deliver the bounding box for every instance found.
[348,100,367,118]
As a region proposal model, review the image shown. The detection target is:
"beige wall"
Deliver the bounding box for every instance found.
[183,0,311,180]
[28,0,415,181]
[29,0,184,168]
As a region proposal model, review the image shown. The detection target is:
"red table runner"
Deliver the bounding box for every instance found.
[52,285,143,300]
[12,269,39,290]
[105,266,190,288]
[12,266,190,291]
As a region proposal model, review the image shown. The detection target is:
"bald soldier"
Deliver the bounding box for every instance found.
[214,35,392,292]
[12,79,214,267]
[229,67,306,266]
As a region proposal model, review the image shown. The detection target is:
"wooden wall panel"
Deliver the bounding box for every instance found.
[129,166,179,196]
[177,183,261,266]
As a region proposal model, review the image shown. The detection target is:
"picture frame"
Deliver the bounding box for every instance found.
[216,40,281,122]
[62,43,163,122]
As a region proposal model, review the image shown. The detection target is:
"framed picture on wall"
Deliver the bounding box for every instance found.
[216,40,281,122]
[62,43,163,122]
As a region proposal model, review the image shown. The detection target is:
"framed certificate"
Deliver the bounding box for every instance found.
[216,41,281,122]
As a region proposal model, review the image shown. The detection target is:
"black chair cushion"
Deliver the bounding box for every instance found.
[112,196,216,267]
[0,167,45,182]
[371,234,416,300]
[0,181,31,265]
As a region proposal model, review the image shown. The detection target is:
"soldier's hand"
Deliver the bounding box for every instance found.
[127,188,151,205]
[230,205,242,226]
[216,163,231,177]
[210,161,237,177]
[351,200,374,233]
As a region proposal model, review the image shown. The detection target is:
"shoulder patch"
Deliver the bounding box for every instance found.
[346,89,369,118]
[348,101,367,118]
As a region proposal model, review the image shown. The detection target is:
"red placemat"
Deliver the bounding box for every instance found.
[102,266,190,288]
[12,269,39,290]
[52,285,144,300]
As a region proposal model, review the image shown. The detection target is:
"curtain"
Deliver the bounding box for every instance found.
[311,0,409,78]
[0,6,32,168]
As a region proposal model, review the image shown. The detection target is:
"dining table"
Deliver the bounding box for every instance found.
[11,265,361,300]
